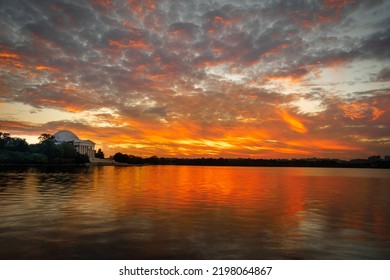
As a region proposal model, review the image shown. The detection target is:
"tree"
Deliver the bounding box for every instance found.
[95,148,104,159]
[113,152,144,164]
[38,133,56,143]
[36,133,60,161]
[0,132,11,149]
[7,137,30,152]
[0,132,91,164]
[60,142,78,160]
[74,153,90,164]
[0,132,29,152]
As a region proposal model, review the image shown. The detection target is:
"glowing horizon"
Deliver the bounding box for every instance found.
[1,0,389,159]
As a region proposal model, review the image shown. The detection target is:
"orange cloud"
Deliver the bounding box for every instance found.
[288,139,357,151]
[297,0,354,29]
[372,107,385,120]
[127,0,156,15]
[35,65,59,72]
[0,120,39,130]
[264,43,290,57]
[324,0,354,10]
[266,66,309,83]
[92,0,113,9]
[0,51,24,69]
[74,116,273,158]
[341,102,384,121]
[209,14,242,27]
[0,52,20,59]
[278,109,308,133]
[0,109,375,159]
[122,20,141,29]
[212,16,230,26]
[321,56,348,68]
[109,38,151,50]
[34,98,84,113]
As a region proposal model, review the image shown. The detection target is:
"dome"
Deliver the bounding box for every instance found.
[54,130,79,142]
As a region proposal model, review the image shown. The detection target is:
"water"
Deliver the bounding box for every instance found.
[1,165,389,259]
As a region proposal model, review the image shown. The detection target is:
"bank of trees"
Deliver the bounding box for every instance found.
[95,148,104,159]
[113,152,143,164]
[0,132,89,164]
[112,153,390,168]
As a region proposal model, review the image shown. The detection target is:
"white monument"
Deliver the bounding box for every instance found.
[54,130,95,161]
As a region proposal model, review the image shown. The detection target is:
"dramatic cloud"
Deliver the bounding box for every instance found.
[1,0,389,158]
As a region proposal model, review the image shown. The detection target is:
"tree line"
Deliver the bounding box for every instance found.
[0,132,89,164]
[2,131,389,168]
[113,153,390,168]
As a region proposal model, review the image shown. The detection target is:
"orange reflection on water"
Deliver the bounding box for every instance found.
[1,166,390,259]
[92,166,390,239]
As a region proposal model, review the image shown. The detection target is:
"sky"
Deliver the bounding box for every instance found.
[0,0,389,159]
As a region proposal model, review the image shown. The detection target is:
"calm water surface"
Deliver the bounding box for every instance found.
[1,165,390,259]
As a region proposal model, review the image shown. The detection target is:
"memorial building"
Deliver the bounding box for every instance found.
[54,130,95,161]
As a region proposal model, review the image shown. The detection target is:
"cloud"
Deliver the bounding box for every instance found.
[1,0,389,158]
[278,109,308,134]
[374,68,390,82]
[340,102,385,121]
[360,27,390,60]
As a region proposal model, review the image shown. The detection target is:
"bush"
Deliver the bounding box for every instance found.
[74,153,90,164]
[113,152,144,164]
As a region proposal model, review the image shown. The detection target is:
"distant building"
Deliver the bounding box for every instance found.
[350,159,368,164]
[384,156,390,162]
[368,155,381,163]
[54,130,95,161]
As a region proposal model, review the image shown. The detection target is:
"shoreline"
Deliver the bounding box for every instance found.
[0,162,146,167]
[1,162,389,169]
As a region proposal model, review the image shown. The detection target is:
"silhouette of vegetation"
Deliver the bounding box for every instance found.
[113,152,144,164]
[141,156,390,168]
[0,132,89,164]
[2,132,389,168]
[0,132,30,152]
[95,148,105,159]
[74,153,90,164]
[0,132,46,164]
[113,153,390,168]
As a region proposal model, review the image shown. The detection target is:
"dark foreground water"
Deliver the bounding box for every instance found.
[1,165,390,259]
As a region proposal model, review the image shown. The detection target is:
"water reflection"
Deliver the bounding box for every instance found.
[0,166,389,259]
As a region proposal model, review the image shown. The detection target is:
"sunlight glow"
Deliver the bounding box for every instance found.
[278,109,308,133]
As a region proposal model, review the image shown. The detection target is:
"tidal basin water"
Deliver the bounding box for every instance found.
[1,165,390,259]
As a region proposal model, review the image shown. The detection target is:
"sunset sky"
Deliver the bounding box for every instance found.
[1,0,389,159]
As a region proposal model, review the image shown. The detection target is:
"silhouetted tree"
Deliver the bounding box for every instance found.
[74,153,90,164]
[95,148,105,159]
[0,132,47,163]
[60,142,78,159]
[113,152,143,164]
[35,133,62,161]
[145,156,160,164]
[38,133,55,143]
[0,132,29,152]
[0,132,11,149]
[0,132,92,164]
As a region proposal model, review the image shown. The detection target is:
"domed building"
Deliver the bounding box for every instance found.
[54,130,95,161]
